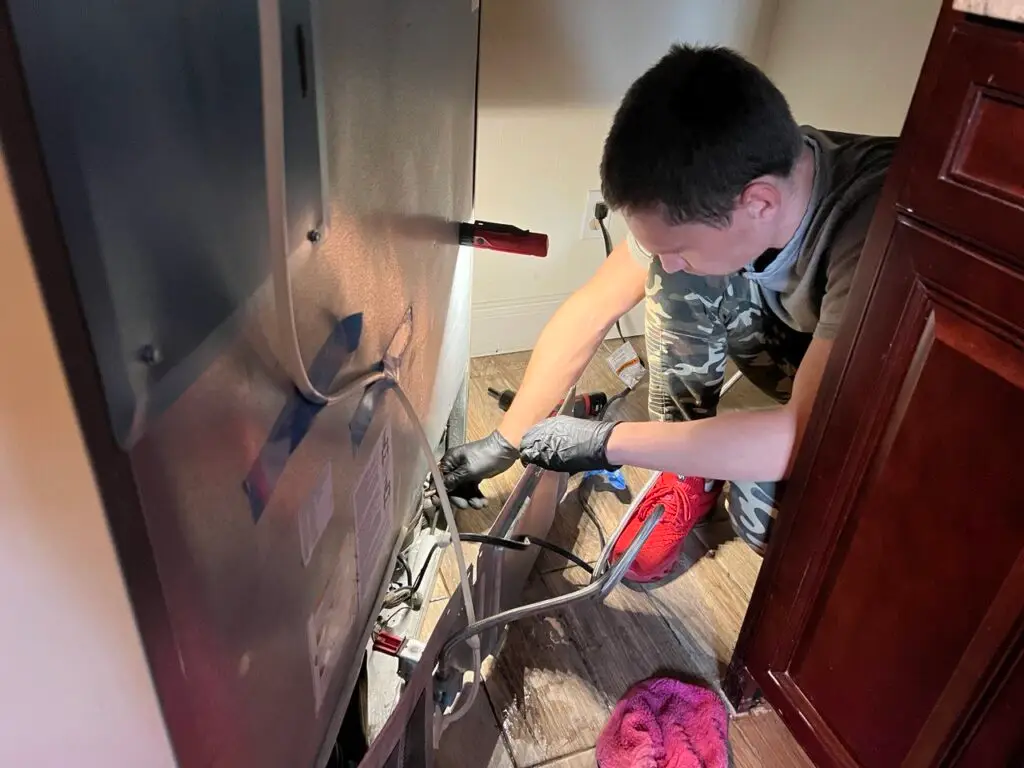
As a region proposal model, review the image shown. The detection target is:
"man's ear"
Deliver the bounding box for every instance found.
[739,180,782,221]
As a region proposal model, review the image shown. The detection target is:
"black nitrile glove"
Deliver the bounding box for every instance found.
[437,430,519,509]
[519,416,621,474]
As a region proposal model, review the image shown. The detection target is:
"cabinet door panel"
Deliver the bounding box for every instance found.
[790,325,1023,764]
[743,219,1024,768]
[901,19,1024,265]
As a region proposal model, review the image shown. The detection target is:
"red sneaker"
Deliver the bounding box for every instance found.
[611,473,722,583]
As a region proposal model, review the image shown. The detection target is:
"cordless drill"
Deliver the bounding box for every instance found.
[487,387,608,419]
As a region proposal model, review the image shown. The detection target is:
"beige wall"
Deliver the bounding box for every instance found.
[470,0,778,356]
[0,155,175,766]
[756,0,941,136]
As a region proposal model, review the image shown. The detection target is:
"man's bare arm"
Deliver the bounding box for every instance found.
[498,240,647,444]
[604,337,833,481]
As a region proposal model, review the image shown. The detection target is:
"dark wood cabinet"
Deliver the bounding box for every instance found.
[727,4,1024,767]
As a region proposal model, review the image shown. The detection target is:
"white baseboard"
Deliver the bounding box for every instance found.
[470,294,644,357]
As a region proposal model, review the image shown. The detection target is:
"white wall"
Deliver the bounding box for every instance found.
[762,0,942,136]
[0,155,176,767]
[471,0,778,356]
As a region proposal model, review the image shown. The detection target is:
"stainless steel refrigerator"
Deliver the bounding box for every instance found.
[3,0,496,764]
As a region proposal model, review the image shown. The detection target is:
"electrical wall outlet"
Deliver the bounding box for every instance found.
[581,189,606,240]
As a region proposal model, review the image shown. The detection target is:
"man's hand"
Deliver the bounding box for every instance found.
[519,416,620,474]
[495,239,646,444]
[437,430,519,509]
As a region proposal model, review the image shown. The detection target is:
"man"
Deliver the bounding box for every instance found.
[442,44,896,582]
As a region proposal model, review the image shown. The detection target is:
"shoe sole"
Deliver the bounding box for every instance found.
[624,563,675,584]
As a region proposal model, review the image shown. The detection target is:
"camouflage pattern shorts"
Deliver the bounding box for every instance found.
[644,259,812,555]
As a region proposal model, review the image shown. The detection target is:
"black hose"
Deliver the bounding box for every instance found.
[460,533,594,574]
[577,481,607,551]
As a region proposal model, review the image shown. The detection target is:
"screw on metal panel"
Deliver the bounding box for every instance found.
[307,229,322,243]
[138,344,162,366]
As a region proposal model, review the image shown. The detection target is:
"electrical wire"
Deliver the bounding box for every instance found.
[577,481,606,552]
[409,543,440,594]
[595,204,630,351]
[603,386,632,413]
[595,202,646,369]
[459,533,594,574]
[382,541,442,609]
[395,553,413,586]
[523,536,593,574]
[457,532,528,551]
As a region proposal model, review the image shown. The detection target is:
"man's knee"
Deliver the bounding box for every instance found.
[724,480,779,555]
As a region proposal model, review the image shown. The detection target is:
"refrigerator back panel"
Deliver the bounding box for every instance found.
[9,0,328,445]
[8,0,478,765]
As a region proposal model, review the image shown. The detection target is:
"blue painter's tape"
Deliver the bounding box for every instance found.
[243,313,363,522]
[583,468,627,491]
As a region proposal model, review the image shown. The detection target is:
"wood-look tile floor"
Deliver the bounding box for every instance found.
[431,342,814,768]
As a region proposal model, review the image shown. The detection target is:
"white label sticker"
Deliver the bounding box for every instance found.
[607,341,646,389]
[307,557,355,712]
[299,465,334,567]
[354,424,394,611]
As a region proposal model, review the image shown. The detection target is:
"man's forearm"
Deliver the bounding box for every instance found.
[604,407,798,482]
[498,294,610,444]
[605,337,833,481]
[496,239,647,445]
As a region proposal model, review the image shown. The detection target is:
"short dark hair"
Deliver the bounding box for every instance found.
[600,45,803,226]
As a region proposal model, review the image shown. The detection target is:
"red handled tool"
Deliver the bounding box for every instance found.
[488,387,608,419]
[459,221,548,257]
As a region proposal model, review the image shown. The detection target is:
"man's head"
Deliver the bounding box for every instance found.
[601,45,805,275]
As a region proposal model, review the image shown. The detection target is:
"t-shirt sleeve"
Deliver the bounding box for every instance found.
[626,231,655,267]
[815,194,880,341]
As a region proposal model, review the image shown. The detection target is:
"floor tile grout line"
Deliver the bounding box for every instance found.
[546,574,615,720]
[481,676,521,767]
[705,547,762,604]
[642,585,732,700]
[492,569,612,767]
[520,745,596,768]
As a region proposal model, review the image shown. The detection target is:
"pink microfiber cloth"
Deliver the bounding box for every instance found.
[596,678,729,768]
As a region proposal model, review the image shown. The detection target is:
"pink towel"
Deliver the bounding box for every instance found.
[596,678,729,768]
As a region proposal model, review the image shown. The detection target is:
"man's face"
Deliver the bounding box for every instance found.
[625,202,771,276]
